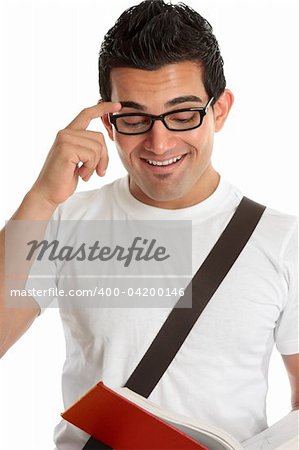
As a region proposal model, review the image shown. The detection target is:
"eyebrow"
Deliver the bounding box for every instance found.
[166,95,204,107]
[120,95,203,111]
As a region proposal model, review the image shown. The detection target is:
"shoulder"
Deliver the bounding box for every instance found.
[226,180,297,264]
[246,201,297,279]
[225,181,297,244]
[257,205,297,250]
[53,177,125,220]
[226,178,297,248]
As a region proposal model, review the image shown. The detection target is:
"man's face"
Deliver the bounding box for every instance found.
[103,61,232,208]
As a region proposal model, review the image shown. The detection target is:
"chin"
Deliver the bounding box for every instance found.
[130,175,191,204]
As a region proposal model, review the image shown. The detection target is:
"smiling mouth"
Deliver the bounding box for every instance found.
[142,154,187,166]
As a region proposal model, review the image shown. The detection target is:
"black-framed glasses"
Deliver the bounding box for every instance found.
[109,97,214,135]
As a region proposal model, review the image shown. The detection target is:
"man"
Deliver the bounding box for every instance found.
[0,1,298,449]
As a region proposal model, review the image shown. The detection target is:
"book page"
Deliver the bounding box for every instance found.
[119,387,243,450]
[242,411,298,450]
[164,419,242,450]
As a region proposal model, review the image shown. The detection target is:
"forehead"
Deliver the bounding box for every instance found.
[110,61,207,107]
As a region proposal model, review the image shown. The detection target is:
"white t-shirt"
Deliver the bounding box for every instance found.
[30,175,298,450]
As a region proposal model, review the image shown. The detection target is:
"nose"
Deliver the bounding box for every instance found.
[143,120,178,155]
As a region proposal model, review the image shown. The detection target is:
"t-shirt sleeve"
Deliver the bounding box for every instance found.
[25,252,57,316]
[25,208,61,316]
[274,218,298,355]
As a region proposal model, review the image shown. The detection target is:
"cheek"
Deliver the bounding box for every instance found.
[194,118,215,149]
[114,139,138,171]
[181,125,213,153]
[114,135,129,158]
[114,135,142,160]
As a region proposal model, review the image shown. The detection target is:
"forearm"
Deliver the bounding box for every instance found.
[1,189,58,298]
[282,354,299,413]
[0,190,58,357]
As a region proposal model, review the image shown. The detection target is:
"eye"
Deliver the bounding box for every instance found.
[168,111,198,123]
[119,116,151,129]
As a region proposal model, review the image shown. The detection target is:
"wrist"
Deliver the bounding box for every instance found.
[19,189,59,220]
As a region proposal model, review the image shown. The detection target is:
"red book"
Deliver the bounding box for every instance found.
[61,382,243,450]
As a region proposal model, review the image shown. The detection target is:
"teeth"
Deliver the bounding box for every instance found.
[146,155,183,166]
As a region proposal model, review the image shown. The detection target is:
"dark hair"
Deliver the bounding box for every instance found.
[98,0,226,103]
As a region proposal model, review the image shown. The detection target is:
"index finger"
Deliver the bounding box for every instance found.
[66,101,122,130]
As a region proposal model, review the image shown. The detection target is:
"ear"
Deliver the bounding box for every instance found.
[213,89,234,132]
[101,113,114,141]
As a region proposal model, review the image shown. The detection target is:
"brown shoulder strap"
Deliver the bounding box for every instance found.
[125,197,266,396]
[83,196,266,449]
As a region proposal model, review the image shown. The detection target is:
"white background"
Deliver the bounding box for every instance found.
[0,0,298,449]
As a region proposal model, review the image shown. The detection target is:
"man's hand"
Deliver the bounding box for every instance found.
[29,101,122,207]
